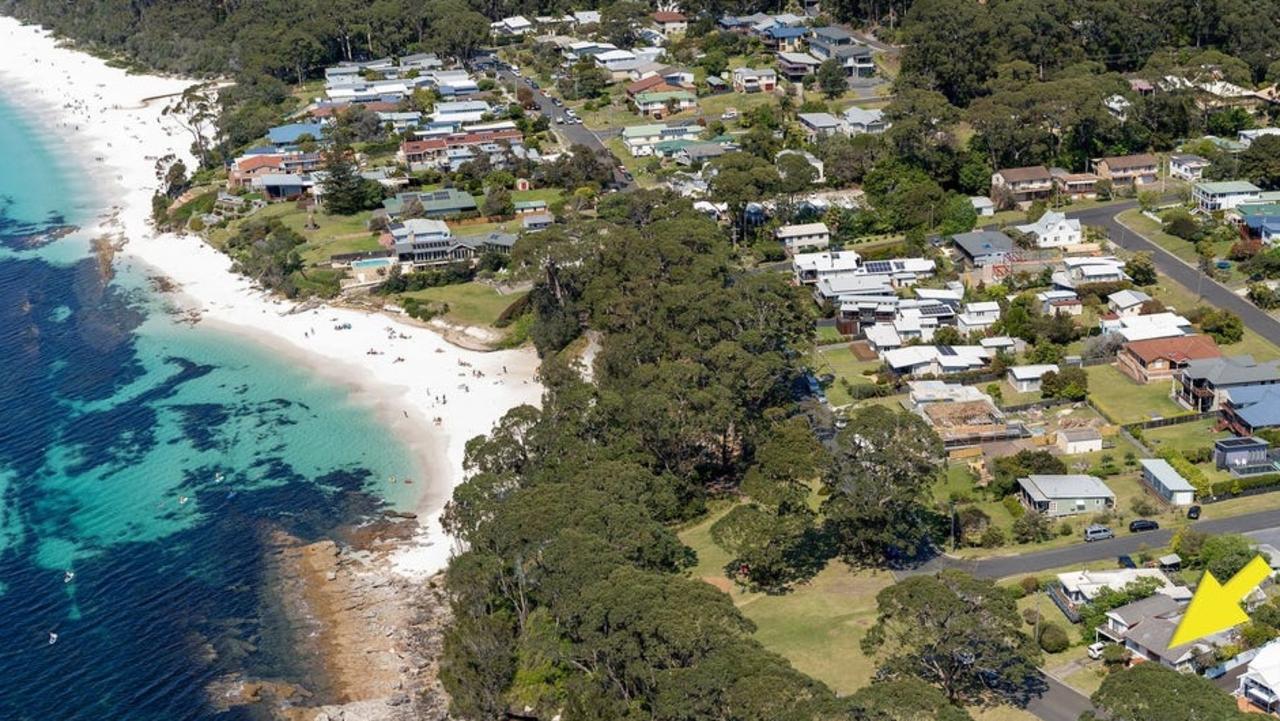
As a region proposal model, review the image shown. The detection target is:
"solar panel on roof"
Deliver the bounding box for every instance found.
[938,346,957,356]
[920,305,952,317]
[864,260,893,273]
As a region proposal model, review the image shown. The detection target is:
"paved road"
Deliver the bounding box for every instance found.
[1026,676,1094,721]
[1067,204,1280,347]
[910,508,1280,580]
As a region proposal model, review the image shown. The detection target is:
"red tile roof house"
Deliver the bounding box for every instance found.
[626,75,674,98]
[653,11,688,35]
[229,155,284,189]
[1117,335,1223,384]
[397,128,523,170]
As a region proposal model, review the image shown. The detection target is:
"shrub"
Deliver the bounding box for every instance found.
[1058,521,1073,537]
[980,526,1006,548]
[1022,608,1041,626]
[1130,497,1158,517]
[1002,495,1026,519]
[1038,623,1070,653]
[1019,576,1041,595]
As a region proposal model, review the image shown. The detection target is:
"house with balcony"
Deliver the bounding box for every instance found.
[957,301,1001,335]
[1095,594,1221,674]
[776,222,831,251]
[1221,384,1280,436]
[1170,154,1211,181]
[1239,642,1280,713]
[652,10,688,35]
[1094,153,1159,187]
[731,67,778,93]
[1117,335,1222,384]
[808,41,875,77]
[1175,354,1280,411]
[792,250,862,284]
[775,52,820,81]
[1050,167,1100,199]
[798,113,843,141]
[763,24,808,52]
[1194,180,1262,213]
[991,166,1053,206]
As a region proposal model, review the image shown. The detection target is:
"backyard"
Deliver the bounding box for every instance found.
[1083,364,1186,424]
[397,282,525,328]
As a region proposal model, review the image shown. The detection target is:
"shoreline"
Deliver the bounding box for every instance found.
[0,16,543,579]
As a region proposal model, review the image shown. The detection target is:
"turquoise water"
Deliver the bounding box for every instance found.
[351,257,393,269]
[0,86,423,718]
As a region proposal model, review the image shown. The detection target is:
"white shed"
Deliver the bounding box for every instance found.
[1138,458,1196,506]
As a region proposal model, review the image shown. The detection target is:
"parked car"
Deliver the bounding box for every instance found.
[1129,519,1159,533]
[1087,642,1108,660]
[1118,554,1137,569]
[721,107,739,120]
[1084,525,1114,542]
[1187,505,1202,520]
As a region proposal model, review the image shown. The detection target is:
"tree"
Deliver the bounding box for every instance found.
[481,184,513,217]
[777,152,818,194]
[1040,366,1088,401]
[1087,664,1251,721]
[899,0,998,106]
[815,58,848,99]
[321,139,379,215]
[862,571,1041,705]
[992,450,1066,497]
[1250,283,1280,310]
[1240,135,1280,190]
[847,678,975,721]
[1012,511,1053,543]
[1191,306,1244,344]
[822,406,945,566]
[1125,252,1158,286]
[1197,533,1256,581]
[709,152,781,236]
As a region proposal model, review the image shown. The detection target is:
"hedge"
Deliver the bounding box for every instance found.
[1002,495,1025,519]
[1208,473,1280,499]
[1158,448,1210,496]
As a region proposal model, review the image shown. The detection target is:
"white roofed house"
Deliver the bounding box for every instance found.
[1107,289,1152,317]
[431,100,491,126]
[1007,364,1059,393]
[1169,154,1211,181]
[1014,210,1082,248]
[1056,568,1190,612]
[1058,427,1104,454]
[957,301,1001,335]
[1052,256,1128,290]
[792,250,862,284]
[1018,474,1115,517]
[1101,312,1194,342]
[491,15,534,36]
[1194,180,1263,213]
[387,218,457,266]
[1139,459,1196,506]
[814,274,895,303]
[776,222,831,252]
[798,113,844,142]
[883,345,992,376]
[1240,642,1280,712]
[842,106,889,135]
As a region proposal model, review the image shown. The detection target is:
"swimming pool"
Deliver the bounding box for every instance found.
[351,257,394,270]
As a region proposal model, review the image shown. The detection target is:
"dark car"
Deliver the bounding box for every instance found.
[1187,505,1202,520]
[1129,519,1159,533]
[1118,555,1137,569]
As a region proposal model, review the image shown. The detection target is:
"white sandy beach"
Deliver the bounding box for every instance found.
[0,17,543,577]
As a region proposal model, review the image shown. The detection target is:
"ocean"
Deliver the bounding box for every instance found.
[0,89,423,718]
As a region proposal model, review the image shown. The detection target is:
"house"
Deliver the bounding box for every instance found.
[1094,154,1159,186]
[763,24,808,52]
[817,275,896,303]
[388,218,457,265]
[1013,210,1082,248]
[432,100,491,125]
[266,121,327,148]
[971,196,995,217]
[842,106,888,135]
[1058,428,1103,454]
[1194,180,1262,213]
[1169,154,1211,181]
[957,301,1001,335]
[1239,641,1280,713]
[1037,289,1083,317]
[1221,384,1280,435]
[798,113,844,141]
[1215,436,1273,473]
[594,49,640,76]
[776,222,831,251]
[1056,568,1188,611]
[1139,459,1196,506]
[381,188,478,220]
[652,10,688,35]
[808,41,875,77]
[991,166,1053,205]
[1095,594,1219,673]
[491,15,534,36]
[777,149,825,183]
[522,212,553,232]
[951,230,1015,268]
[513,200,547,215]
[1052,256,1128,289]
[620,123,702,157]
[571,10,601,25]
[1008,364,1059,393]
[1102,312,1194,342]
[792,250,862,284]
[251,173,311,201]
[1175,355,1280,411]
[1239,128,1280,147]
[229,154,285,188]
[1017,474,1115,517]
[882,345,992,376]
[811,26,855,46]
[1104,94,1132,121]
[1050,168,1101,199]
[633,89,698,117]
[675,143,726,166]
[775,52,821,81]
[731,67,778,93]
[1117,335,1222,384]
[1107,289,1153,317]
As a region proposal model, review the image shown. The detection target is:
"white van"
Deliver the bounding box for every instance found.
[1084,525,1114,542]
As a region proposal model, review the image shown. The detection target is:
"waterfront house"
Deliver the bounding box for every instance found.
[1194,180,1262,213]
[991,166,1053,205]
[266,121,327,148]
[1094,154,1159,187]
[251,173,311,201]
[389,218,455,265]
[1017,474,1115,517]
[1139,459,1196,505]
[1176,355,1280,411]
[1117,335,1222,384]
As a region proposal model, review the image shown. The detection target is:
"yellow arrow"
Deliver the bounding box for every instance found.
[1170,555,1274,647]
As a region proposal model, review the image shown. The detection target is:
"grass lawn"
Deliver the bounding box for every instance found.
[698,91,778,123]
[213,202,383,266]
[1139,418,1229,455]
[1145,272,1280,359]
[1063,665,1106,697]
[512,188,564,204]
[398,282,524,327]
[679,509,893,695]
[816,325,846,343]
[809,345,881,406]
[1084,364,1185,424]
[1116,208,1200,263]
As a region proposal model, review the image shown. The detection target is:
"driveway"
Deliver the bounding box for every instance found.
[1066,204,1280,347]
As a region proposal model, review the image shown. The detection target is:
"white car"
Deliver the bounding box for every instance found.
[1087,642,1107,660]
[721,108,739,120]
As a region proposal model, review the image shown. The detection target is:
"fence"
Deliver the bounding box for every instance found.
[1122,410,1219,433]
[1046,583,1082,624]
[999,396,1075,414]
